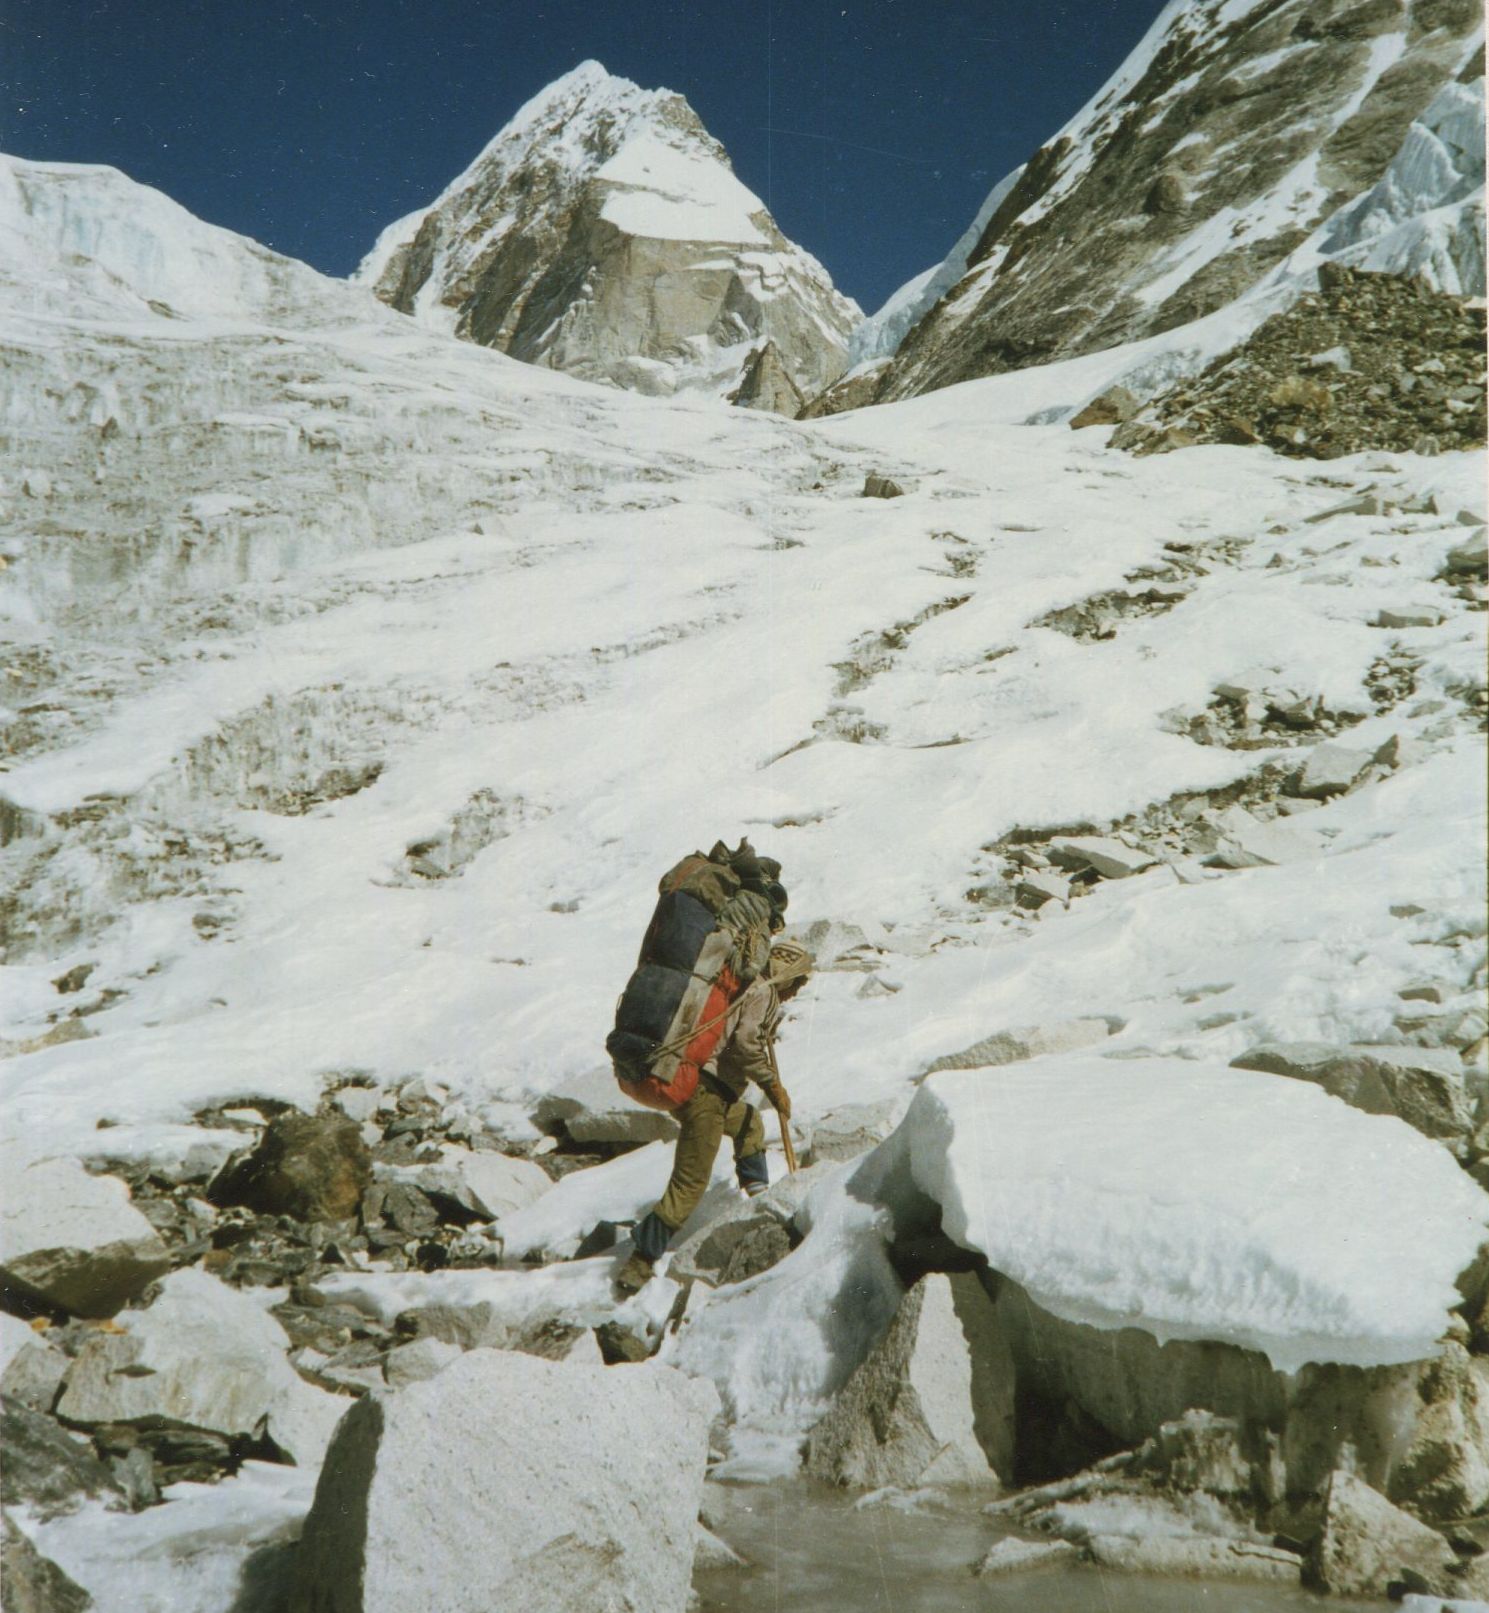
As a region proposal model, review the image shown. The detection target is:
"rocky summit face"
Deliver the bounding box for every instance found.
[873,0,1484,403]
[357,60,860,408]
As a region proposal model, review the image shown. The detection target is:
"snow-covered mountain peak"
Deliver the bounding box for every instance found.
[355,64,858,405]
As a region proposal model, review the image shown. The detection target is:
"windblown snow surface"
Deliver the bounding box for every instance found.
[1,151,1486,1600]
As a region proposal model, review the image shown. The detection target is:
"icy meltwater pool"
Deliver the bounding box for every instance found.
[693,1483,1383,1613]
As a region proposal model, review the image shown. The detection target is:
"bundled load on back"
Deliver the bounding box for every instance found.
[606,839,786,1111]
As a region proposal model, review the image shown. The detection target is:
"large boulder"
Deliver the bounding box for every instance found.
[1230,1042,1474,1142]
[0,1154,169,1318]
[1,1513,91,1613]
[55,1269,345,1466]
[1389,1341,1489,1520]
[1308,1470,1457,1597]
[376,1147,551,1223]
[289,1349,717,1613]
[805,1273,1014,1489]
[208,1112,371,1223]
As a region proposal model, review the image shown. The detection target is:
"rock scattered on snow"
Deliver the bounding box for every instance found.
[56,1268,346,1468]
[532,1066,678,1146]
[1203,805,1322,868]
[208,1111,371,1223]
[1230,1042,1473,1142]
[0,1154,169,1318]
[1290,741,1375,799]
[289,1349,717,1613]
[1014,869,1071,910]
[381,1335,463,1390]
[923,1017,1114,1077]
[862,473,905,499]
[1375,606,1448,629]
[805,1273,1014,1490]
[1067,386,1140,429]
[803,1101,900,1165]
[1048,835,1157,879]
[1308,1469,1457,1598]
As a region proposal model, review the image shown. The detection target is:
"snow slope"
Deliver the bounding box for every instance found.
[1,157,1486,1510]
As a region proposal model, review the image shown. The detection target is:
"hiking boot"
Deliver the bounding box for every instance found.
[743,1181,769,1199]
[613,1252,655,1297]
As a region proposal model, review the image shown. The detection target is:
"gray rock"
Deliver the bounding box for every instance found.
[1,1314,66,1413]
[976,1537,1079,1576]
[1230,1042,1472,1141]
[208,1111,371,1223]
[1290,742,1374,799]
[924,1017,1115,1076]
[693,1522,747,1570]
[1442,531,1488,577]
[289,1350,717,1613]
[863,473,906,499]
[1309,1470,1456,1598]
[1015,870,1071,910]
[1204,806,1321,868]
[1,1513,92,1613]
[532,1066,678,1146]
[805,1273,1014,1490]
[1048,835,1157,879]
[382,1336,463,1390]
[1391,1341,1489,1521]
[1374,607,1447,628]
[0,1154,169,1319]
[1305,492,1389,523]
[1,1398,122,1520]
[804,1101,900,1165]
[1068,386,1141,429]
[1087,1535,1300,1582]
[727,341,806,416]
[56,1268,346,1467]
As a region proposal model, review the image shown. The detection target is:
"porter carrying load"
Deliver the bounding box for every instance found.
[605,840,786,1112]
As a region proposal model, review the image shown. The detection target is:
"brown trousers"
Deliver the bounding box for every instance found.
[653,1085,766,1231]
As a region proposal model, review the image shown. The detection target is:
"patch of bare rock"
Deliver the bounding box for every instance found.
[1110,267,1487,459]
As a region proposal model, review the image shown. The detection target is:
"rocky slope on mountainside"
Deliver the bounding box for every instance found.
[840,0,1483,411]
[356,61,859,408]
[1110,262,1488,455]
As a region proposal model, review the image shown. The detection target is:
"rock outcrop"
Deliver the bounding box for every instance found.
[289,1349,716,1613]
[1309,1469,1458,1597]
[357,62,858,407]
[805,1273,1014,1489]
[0,1154,169,1318]
[868,1,1483,402]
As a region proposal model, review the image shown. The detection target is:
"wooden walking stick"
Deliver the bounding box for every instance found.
[766,1036,797,1174]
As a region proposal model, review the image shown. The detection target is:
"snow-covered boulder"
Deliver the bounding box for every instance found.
[805,1273,1013,1490]
[0,1154,169,1318]
[894,1060,1488,1371]
[289,1350,717,1613]
[922,1018,1115,1076]
[376,1145,552,1223]
[55,1269,346,1466]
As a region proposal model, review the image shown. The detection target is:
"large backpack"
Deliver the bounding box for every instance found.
[606,841,783,1112]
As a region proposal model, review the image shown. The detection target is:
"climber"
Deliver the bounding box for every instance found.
[614,941,815,1296]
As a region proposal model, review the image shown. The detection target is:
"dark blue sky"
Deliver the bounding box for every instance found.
[4,0,1167,312]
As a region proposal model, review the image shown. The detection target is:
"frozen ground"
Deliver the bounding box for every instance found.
[1,155,1486,1607]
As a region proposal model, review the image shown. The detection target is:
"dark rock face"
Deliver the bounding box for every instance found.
[0,1397,122,1520]
[874,0,1481,401]
[208,1112,371,1223]
[1112,267,1486,457]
